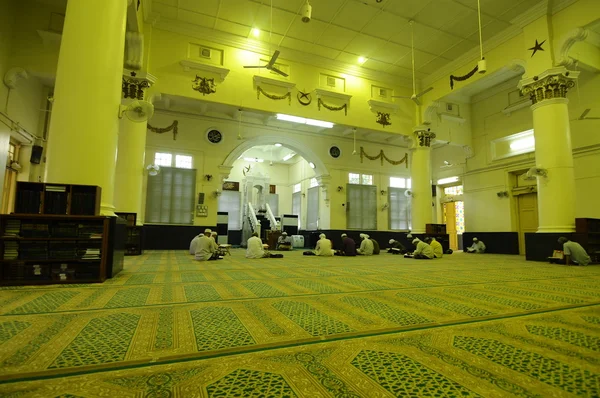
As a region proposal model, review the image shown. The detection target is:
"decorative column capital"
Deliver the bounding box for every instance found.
[518,67,579,105]
[413,128,436,148]
[122,71,157,101]
[218,165,233,182]
[316,174,332,203]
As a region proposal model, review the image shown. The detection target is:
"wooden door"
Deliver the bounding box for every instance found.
[444,202,458,250]
[517,193,538,255]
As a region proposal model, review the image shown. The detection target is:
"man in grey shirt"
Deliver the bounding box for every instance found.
[558,237,591,266]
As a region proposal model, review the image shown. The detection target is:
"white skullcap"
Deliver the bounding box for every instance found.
[282,232,287,235]
[389,239,395,245]
[364,234,370,239]
[319,233,326,239]
[473,237,478,241]
[211,231,217,236]
[359,233,366,239]
[412,238,420,245]
[204,228,212,233]
[341,233,347,238]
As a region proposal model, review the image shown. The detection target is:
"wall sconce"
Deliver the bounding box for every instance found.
[302,193,306,198]
[381,203,389,211]
[213,190,222,198]
[380,190,387,196]
[496,191,509,198]
[205,174,213,181]
[337,186,343,192]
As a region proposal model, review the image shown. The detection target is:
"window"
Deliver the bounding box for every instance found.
[293,183,301,193]
[389,188,411,230]
[154,152,172,167]
[309,178,318,188]
[390,177,407,188]
[349,173,373,185]
[346,184,377,229]
[491,129,535,160]
[218,190,241,230]
[455,201,465,234]
[292,192,301,229]
[8,143,16,162]
[306,187,319,230]
[444,185,464,196]
[145,167,196,224]
[175,155,193,169]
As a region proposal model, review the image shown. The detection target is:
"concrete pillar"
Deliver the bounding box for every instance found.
[410,128,435,234]
[519,67,579,232]
[45,0,128,215]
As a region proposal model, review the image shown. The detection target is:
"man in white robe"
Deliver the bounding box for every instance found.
[357,233,374,255]
[246,232,268,259]
[315,233,334,256]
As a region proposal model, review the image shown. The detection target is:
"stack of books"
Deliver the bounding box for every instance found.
[49,242,78,259]
[81,248,101,260]
[21,223,49,238]
[15,190,41,213]
[4,220,21,237]
[78,224,103,238]
[52,222,78,238]
[4,241,18,260]
[44,186,68,214]
[19,241,48,260]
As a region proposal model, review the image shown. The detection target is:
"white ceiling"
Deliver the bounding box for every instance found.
[240,145,297,164]
[150,0,546,80]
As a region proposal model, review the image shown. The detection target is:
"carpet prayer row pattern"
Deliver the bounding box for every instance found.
[0,250,598,397]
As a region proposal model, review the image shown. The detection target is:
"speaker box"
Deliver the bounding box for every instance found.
[431,184,437,197]
[198,193,205,204]
[30,145,43,164]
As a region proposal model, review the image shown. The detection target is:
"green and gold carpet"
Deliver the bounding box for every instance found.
[0,250,599,397]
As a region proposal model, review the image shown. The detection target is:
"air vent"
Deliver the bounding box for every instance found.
[200,47,211,59]
[446,103,453,112]
[379,88,387,97]
[326,77,336,87]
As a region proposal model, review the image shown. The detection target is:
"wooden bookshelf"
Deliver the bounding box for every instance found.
[116,212,143,256]
[0,214,123,285]
[575,218,600,263]
[15,182,101,216]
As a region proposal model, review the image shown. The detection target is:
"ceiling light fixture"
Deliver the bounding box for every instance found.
[282,153,295,161]
[275,143,282,147]
[276,113,333,128]
[437,176,460,185]
[510,136,535,151]
[358,56,367,64]
[251,28,260,37]
[244,157,264,163]
[308,162,316,169]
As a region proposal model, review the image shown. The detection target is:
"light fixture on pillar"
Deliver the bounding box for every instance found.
[146,164,160,176]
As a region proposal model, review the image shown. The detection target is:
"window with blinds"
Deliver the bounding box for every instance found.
[145,167,196,224]
[389,188,411,230]
[268,194,279,216]
[292,192,301,229]
[218,190,241,230]
[346,184,377,229]
[306,187,319,230]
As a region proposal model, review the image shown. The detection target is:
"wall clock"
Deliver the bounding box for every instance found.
[206,129,222,144]
[329,146,341,159]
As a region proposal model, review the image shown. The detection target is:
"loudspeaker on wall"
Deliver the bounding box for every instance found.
[30,145,43,164]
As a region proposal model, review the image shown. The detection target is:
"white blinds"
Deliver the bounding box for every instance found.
[145,167,196,224]
[218,190,242,230]
[389,188,411,230]
[346,184,377,229]
[306,187,319,230]
[292,192,301,229]
[267,194,279,216]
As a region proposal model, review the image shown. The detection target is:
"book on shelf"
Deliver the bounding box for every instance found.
[21,223,49,238]
[4,241,18,259]
[4,220,21,237]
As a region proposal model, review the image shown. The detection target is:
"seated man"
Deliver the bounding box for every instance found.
[277,232,292,250]
[337,233,357,256]
[370,237,380,255]
[466,237,486,253]
[357,233,374,256]
[558,237,591,266]
[412,238,434,259]
[211,231,226,256]
[246,232,269,259]
[189,232,202,255]
[195,229,222,261]
[424,237,443,258]
[315,233,335,256]
[388,239,407,254]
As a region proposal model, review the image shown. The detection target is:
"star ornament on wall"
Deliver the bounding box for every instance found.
[528,39,546,58]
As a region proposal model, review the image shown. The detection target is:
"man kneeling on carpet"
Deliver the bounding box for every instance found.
[277,231,292,251]
[357,233,374,255]
[195,229,223,261]
[246,232,283,259]
[315,233,335,256]
[388,239,407,254]
[336,233,357,256]
[558,237,590,266]
[424,237,443,258]
[410,238,434,259]
[466,237,486,253]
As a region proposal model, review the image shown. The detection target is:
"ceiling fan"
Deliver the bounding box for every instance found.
[243,0,288,77]
[392,21,432,106]
[243,50,288,77]
[578,109,600,120]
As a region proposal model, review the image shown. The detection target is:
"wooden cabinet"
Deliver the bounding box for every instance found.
[0,214,122,285]
[116,212,143,256]
[15,182,101,216]
[575,218,600,262]
[426,224,447,234]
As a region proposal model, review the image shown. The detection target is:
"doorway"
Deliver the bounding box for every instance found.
[517,193,538,255]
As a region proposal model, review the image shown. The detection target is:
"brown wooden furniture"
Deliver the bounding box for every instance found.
[15,182,101,216]
[0,214,123,285]
[426,224,447,234]
[574,218,600,263]
[116,212,143,256]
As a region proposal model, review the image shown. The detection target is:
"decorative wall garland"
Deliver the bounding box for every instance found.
[147,120,179,140]
[450,63,479,89]
[257,86,291,104]
[318,98,347,115]
[360,147,408,167]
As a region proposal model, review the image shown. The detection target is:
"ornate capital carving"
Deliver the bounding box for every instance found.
[518,67,579,105]
[218,165,234,182]
[122,71,156,101]
[413,129,436,148]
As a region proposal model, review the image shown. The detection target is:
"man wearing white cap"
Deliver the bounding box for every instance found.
[189,233,202,255]
[315,233,334,256]
[467,237,486,253]
[195,229,221,261]
[277,231,292,250]
[358,233,374,255]
[412,238,434,259]
[388,239,407,254]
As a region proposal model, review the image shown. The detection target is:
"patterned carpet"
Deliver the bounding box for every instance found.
[0,250,599,397]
